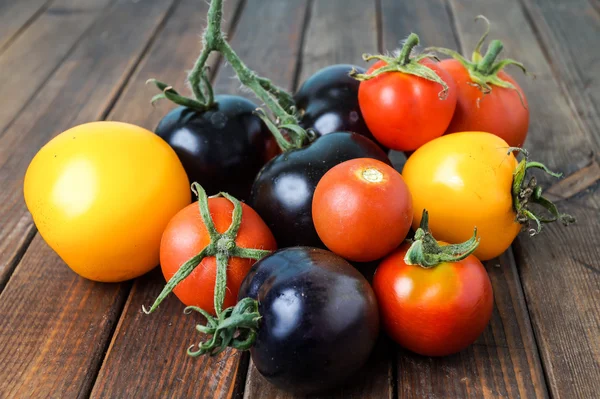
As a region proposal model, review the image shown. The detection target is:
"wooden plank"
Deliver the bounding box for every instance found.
[297,0,378,84]
[518,0,600,149]
[212,0,309,97]
[0,0,178,395]
[242,1,392,397]
[0,0,176,288]
[88,1,248,398]
[0,0,52,53]
[0,0,114,134]
[381,0,548,397]
[448,0,600,398]
[0,236,129,397]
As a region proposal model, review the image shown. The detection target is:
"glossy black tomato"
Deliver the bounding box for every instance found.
[238,247,379,394]
[248,132,391,248]
[155,95,277,200]
[295,64,378,145]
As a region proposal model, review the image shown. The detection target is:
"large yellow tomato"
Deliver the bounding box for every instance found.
[24,121,191,282]
[402,132,521,260]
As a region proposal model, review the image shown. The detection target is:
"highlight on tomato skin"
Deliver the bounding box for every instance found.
[312,157,413,262]
[372,211,493,357]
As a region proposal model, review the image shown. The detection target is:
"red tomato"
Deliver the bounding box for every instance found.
[442,59,529,147]
[160,198,277,314]
[373,243,493,356]
[358,59,457,151]
[312,158,413,262]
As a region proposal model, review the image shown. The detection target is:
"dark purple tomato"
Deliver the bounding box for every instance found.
[155,95,277,200]
[295,64,379,146]
[247,132,391,248]
[238,247,380,394]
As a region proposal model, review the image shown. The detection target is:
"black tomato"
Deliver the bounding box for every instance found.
[155,95,277,200]
[248,132,391,248]
[295,64,378,145]
[238,247,379,394]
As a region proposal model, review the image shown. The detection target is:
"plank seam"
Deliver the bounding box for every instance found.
[0,0,56,56]
[375,0,383,53]
[516,0,599,151]
[291,0,314,92]
[0,226,37,295]
[0,0,120,140]
[444,0,553,396]
[81,281,134,399]
[100,0,183,120]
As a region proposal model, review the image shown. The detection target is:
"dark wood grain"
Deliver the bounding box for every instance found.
[242,1,393,398]
[0,0,52,53]
[298,0,378,84]
[518,0,600,149]
[0,0,179,395]
[0,235,130,397]
[0,0,176,289]
[381,1,548,397]
[89,1,247,397]
[213,0,309,98]
[0,0,113,135]
[448,0,600,398]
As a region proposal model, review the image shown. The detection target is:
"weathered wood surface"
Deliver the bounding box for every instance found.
[381,1,548,397]
[0,0,179,396]
[0,0,598,397]
[89,1,248,397]
[449,1,600,398]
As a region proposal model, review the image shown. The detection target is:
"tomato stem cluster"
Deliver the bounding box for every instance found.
[426,15,529,106]
[405,210,480,267]
[350,33,450,99]
[147,0,310,151]
[143,183,270,354]
[510,148,576,235]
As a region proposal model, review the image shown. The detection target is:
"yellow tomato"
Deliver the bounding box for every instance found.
[24,121,191,282]
[402,132,521,260]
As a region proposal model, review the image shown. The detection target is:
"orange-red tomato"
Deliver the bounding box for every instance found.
[160,198,277,314]
[373,243,493,356]
[312,158,413,262]
[358,59,457,151]
[441,59,529,147]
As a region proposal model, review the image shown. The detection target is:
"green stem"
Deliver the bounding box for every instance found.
[149,0,308,150]
[404,210,479,267]
[143,183,274,315]
[509,148,576,235]
[398,33,420,65]
[350,33,451,99]
[475,40,503,75]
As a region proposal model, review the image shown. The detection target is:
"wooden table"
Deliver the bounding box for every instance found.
[0,0,598,398]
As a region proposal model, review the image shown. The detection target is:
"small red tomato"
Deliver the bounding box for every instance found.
[431,16,529,147]
[312,158,413,262]
[160,196,277,314]
[354,34,457,152]
[373,214,493,356]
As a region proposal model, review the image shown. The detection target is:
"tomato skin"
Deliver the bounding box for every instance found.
[160,198,276,314]
[358,59,457,151]
[441,59,529,147]
[373,243,493,356]
[402,132,521,260]
[24,122,190,282]
[312,158,412,262]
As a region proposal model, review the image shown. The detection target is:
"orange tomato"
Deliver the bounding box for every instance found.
[160,198,276,314]
[312,158,412,262]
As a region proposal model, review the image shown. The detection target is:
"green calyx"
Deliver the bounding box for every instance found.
[426,15,529,106]
[143,182,271,355]
[350,33,451,100]
[509,148,576,235]
[405,210,480,267]
[147,0,310,151]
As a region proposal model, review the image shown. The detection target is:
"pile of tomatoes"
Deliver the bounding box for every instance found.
[23,11,573,395]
